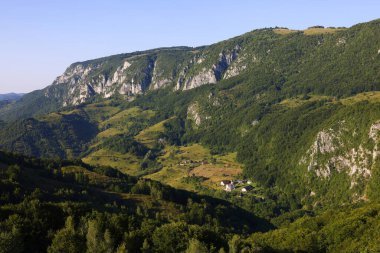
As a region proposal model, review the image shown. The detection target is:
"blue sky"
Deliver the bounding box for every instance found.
[0,0,379,93]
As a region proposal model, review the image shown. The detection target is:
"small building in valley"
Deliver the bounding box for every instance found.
[241,185,254,193]
[225,182,235,192]
[220,180,231,186]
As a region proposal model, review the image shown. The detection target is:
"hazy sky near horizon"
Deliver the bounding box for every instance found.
[0,0,379,93]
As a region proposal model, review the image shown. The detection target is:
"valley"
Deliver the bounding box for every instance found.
[1,18,380,252]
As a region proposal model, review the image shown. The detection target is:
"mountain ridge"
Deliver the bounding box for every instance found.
[0,92,24,101]
[3,19,380,121]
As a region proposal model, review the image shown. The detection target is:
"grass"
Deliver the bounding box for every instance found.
[78,107,249,194]
[18,162,183,216]
[303,27,346,35]
[82,103,121,123]
[82,106,160,175]
[145,144,243,192]
[37,112,64,123]
[99,107,154,128]
[280,92,380,109]
[340,91,380,105]
[61,165,119,184]
[279,95,333,108]
[97,107,155,138]
[37,101,121,124]
[97,128,127,138]
[82,149,142,176]
[144,145,198,191]
[134,117,173,148]
[273,27,345,36]
[273,29,299,35]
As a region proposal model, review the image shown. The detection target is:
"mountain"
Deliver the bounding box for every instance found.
[2,19,380,122]
[1,19,380,211]
[0,93,23,101]
[2,18,380,252]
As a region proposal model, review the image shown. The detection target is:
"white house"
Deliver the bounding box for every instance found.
[220,180,231,186]
[225,183,235,192]
[241,185,254,193]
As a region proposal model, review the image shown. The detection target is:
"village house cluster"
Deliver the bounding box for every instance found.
[179,159,209,167]
[220,179,253,192]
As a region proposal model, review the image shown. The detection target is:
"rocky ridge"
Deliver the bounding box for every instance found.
[44,44,244,107]
[300,120,380,200]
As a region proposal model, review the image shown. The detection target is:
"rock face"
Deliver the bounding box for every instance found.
[183,68,217,90]
[187,103,203,126]
[181,46,241,90]
[150,60,173,90]
[300,120,380,200]
[51,55,156,106]
[41,44,246,107]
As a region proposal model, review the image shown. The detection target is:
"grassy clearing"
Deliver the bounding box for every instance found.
[145,144,243,192]
[144,145,199,191]
[97,128,126,138]
[83,107,160,175]
[273,27,345,36]
[82,149,142,176]
[279,95,333,108]
[82,103,121,123]
[97,107,155,138]
[190,166,241,188]
[37,112,64,123]
[37,102,121,124]
[279,92,380,109]
[303,27,345,35]
[61,165,119,184]
[134,117,173,148]
[99,107,154,128]
[273,29,299,35]
[340,91,380,105]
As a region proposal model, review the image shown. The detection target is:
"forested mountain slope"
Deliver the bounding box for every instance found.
[1,18,380,230]
[1,19,379,121]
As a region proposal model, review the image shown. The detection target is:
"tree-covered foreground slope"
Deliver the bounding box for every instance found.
[1,150,380,252]
[0,150,272,253]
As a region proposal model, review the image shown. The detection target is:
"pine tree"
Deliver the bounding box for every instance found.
[185,239,208,253]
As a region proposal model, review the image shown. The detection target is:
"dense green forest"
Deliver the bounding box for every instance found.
[1,151,380,252]
[0,151,272,253]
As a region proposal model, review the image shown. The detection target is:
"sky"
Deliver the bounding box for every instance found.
[0,0,379,94]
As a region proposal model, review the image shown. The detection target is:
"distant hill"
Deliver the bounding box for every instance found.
[0,92,24,101]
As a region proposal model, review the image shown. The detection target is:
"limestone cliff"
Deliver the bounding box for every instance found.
[41,43,246,107]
